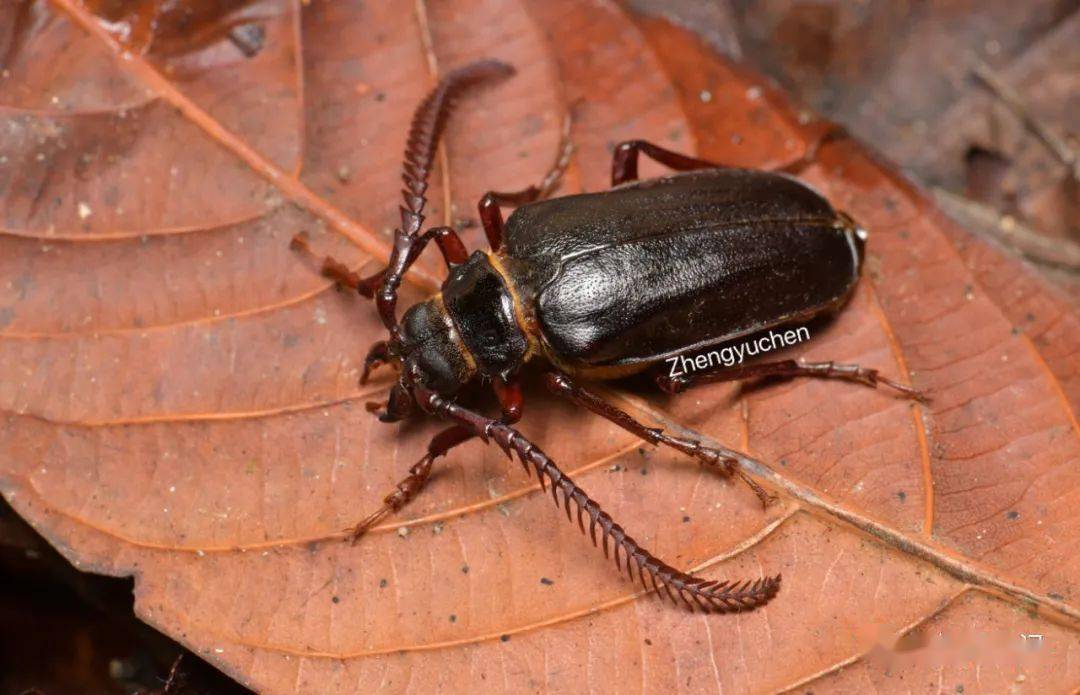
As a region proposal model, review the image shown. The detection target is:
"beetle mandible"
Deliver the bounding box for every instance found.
[292,59,922,613]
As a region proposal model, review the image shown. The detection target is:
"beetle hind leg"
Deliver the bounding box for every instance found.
[610,140,719,186]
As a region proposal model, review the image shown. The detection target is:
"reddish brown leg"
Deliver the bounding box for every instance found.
[346,424,473,542]
[610,140,719,186]
[290,232,384,296]
[657,359,925,401]
[347,377,525,540]
[412,384,780,613]
[479,117,574,251]
[544,373,775,507]
[610,125,849,186]
[292,224,469,299]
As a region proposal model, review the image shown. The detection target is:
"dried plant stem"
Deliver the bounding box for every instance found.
[970,57,1077,179]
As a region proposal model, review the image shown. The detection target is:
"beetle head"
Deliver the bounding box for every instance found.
[394,297,477,395]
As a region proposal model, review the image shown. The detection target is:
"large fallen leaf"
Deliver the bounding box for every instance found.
[1,1,1077,692]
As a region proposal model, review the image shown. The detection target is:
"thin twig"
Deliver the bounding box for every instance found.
[970,57,1078,179]
[932,186,1080,272]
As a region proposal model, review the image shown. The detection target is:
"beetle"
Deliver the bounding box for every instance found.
[291,59,921,613]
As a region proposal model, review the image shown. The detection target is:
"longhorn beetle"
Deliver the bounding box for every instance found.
[291,60,922,613]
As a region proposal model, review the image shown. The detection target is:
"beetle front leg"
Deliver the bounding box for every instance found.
[345,424,473,542]
[610,140,719,186]
[290,232,384,296]
[291,225,469,299]
[544,373,775,507]
[479,118,574,251]
[656,359,925,401]
[348,377,526,539]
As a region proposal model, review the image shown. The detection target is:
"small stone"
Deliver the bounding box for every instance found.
[331,596,340,604]
[682,516,691,523]
[699,89,712,103]
[379,578,388,588]
[77,202,92,220]
[500,634,510,643]
[461,564,470,574]
[109,658,136,680]
[397,526,410,538]
[336,164,352,183]
[449,614,457,623]
[540,577,554,586]
[432,522,445,535]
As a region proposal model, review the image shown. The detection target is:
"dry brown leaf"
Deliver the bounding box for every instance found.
[1,1,1078,692]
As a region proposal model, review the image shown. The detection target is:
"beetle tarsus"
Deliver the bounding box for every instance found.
[361,340,392,384]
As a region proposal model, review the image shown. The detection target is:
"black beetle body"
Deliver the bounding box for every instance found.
[401,167,864,390]
[299,60,919,614]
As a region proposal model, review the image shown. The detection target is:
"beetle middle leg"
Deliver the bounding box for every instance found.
[411,384,781,612]
[544,373,776,507]
[479,116,574,251]
[657,359,925,400]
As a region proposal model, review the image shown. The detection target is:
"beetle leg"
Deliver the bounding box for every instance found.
[656,359,926,401]
[610,140,718,186]
[345,424,474,543]
[479,116,574,251]
[544,373,775,507]
[423,225,470,266]
[348,377,525,541]
[291,225,468,300]
[611,123,848,185]
[412,383,781,612]
[290,232,384,296]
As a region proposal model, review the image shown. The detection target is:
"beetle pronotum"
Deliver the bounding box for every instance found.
[292,60,921,613]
